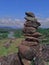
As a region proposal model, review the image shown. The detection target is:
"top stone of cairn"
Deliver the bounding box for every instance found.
[25,12,35,17]
[25,12,41,27]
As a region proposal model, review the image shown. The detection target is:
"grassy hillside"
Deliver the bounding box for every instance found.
[0,28,49,65]
[0,38,23,56]
[0,28,48,56]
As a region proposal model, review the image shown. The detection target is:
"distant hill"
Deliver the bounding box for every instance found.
[0,26,21,32]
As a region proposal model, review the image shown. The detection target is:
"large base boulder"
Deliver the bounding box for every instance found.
[18,45,36,60]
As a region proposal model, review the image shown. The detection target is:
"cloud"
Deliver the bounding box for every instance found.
[38,18,49,28]
[0,17,49,28]
[0,18,24,28]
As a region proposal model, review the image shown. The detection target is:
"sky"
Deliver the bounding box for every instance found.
[0,0,49,18]
[0,0,49,28]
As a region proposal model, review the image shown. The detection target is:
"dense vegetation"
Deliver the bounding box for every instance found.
[0,28,49,39]
[0,32,8,39]
[37,28,49,44]
[14,29,23,38]
[37,28,49,37]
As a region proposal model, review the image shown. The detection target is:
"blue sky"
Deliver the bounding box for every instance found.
[0,0,49,28]
[0,0,49,19]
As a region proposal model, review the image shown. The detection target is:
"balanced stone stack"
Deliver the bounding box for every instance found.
[23,12,42,45]
[18,12,45,65]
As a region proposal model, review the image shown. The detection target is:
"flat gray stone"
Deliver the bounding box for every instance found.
[25,12,35,17]
[25,16,37,21]
[23,27,36,34]
[24,21,41,28]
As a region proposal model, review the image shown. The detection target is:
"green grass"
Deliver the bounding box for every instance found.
[0,38,23,56]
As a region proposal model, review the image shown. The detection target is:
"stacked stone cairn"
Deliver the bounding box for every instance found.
[18,12,45,65]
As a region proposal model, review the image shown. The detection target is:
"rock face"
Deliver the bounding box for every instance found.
[0,53,23,65]
[42,44,49,62]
